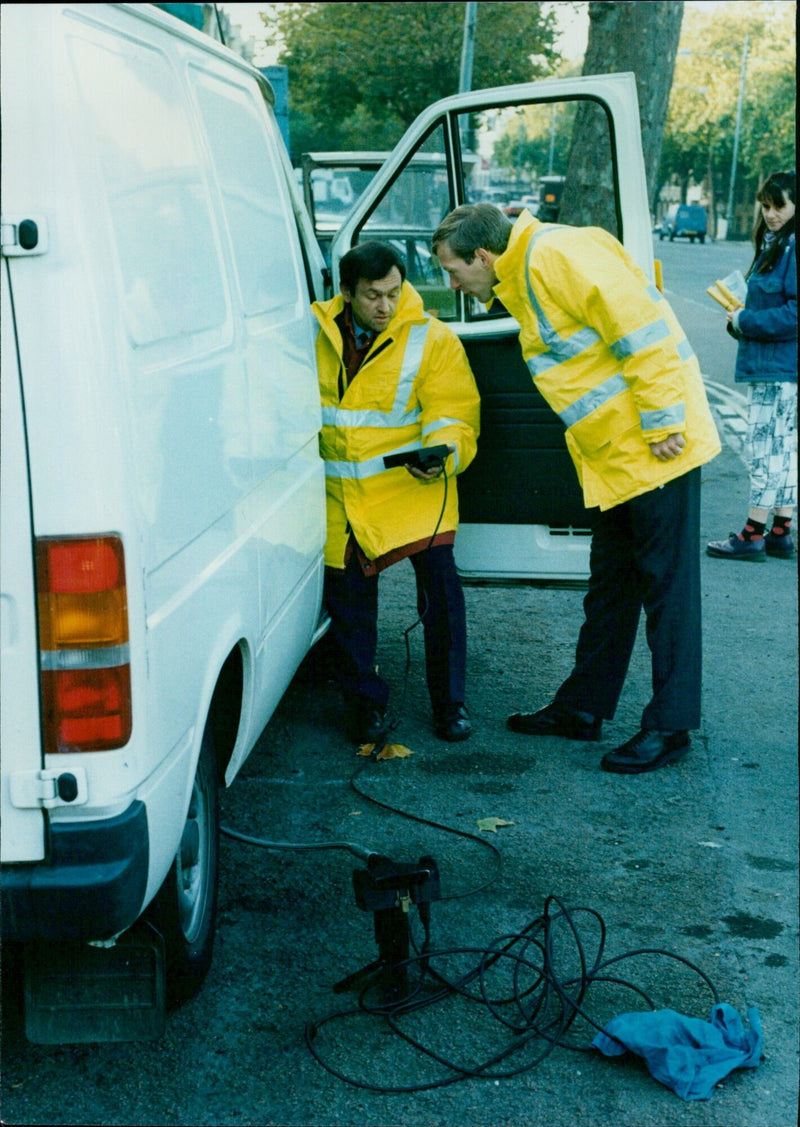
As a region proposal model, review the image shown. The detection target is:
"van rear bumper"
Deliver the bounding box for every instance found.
[1,801,149,942]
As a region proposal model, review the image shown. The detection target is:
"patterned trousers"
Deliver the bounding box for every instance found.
[745,381,797,510]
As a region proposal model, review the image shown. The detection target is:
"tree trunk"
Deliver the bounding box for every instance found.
[560,0,684,232]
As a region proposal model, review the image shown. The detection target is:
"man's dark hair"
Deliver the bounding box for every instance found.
[432,204,513,263]
[339,241,406,294]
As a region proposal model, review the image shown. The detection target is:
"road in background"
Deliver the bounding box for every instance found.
[655,233,752,451]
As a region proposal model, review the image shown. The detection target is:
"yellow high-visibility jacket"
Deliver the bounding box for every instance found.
[493,211,721,510]
[313,282,480,569]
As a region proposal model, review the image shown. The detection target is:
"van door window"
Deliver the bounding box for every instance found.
[192,72,303,319]
[455,97,619,321]
[357,124,456,319]
[67,33,227,348]
[350,96,618,326]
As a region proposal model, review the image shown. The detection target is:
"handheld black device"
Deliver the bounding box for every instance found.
[383,444,450,471]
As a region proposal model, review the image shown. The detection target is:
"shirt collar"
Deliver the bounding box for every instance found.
[344,302,375,349]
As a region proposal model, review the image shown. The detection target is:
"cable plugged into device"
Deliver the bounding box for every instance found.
[333,853,441,1005]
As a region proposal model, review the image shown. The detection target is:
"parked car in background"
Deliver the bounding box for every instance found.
[659,203,708,243]
[537,174,566,221]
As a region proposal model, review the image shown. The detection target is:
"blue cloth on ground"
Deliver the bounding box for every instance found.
[591,1003,762,1100]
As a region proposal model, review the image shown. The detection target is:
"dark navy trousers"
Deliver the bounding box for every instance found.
[323,543,467,715]
[555,468,702,731]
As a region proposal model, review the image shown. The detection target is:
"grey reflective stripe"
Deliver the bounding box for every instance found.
[559,372,628,428]
[524,235,601,370]
[324,453,394,480]
[321,321,431,430]
[609,318,671,360]
[39,644,131,671]
[322,405,422,429]
[421,416,459,437]
[639,403,686,431]
[677,337,695,361]
[526,327,602,377]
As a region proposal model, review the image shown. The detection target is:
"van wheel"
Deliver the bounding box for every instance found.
[699,234,705,244]
[147,724,219,1008]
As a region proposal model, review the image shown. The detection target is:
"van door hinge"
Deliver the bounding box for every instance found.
[9,768,88,809]
[1,215,49,256]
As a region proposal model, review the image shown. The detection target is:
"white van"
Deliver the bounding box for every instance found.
[2,3,656,1041]
[1,1,329,1033]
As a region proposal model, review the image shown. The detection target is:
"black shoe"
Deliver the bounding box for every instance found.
[434,703,472,742]
[765,530,795,558]
[507,700,601,741]
[601,729,689,774]
[706,533,766,561]
[345,699,390,745]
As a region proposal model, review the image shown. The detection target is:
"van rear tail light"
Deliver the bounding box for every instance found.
[36,536,132,753]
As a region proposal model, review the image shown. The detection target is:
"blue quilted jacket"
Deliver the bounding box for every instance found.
[730,232,797,383]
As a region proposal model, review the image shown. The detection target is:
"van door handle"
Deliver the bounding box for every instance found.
[1,214,49,256]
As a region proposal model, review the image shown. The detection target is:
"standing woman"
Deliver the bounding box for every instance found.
[707,169,797,561]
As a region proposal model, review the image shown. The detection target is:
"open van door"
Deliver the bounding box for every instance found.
[330,74,653,581]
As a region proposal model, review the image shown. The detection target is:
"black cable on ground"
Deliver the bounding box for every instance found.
[349,753,502,901]
[220,824,375,863]
[305,894,722,1094]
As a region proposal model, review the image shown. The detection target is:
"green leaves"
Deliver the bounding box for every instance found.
[262,3,561,155]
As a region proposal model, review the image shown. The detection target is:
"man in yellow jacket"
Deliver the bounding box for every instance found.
[313,242,480,745]
[432,205,721,774]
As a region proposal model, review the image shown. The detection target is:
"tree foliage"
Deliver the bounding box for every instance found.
[567,1,683,227]
[261,2,561,158]
[660,0,795,233]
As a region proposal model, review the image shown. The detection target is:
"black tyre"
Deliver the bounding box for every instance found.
[147,724,219,1008]
[699,234,705,244]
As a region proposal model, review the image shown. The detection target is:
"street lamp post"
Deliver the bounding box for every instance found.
[459,1,477,93]
[725,33,749,239]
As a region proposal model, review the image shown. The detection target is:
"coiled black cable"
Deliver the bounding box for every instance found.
[305,894,721,1093]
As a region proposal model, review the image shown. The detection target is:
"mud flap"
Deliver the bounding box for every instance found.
[23,921,165,1044]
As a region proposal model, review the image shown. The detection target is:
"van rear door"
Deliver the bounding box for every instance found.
[0,257,46,863]
[330,74,653,581]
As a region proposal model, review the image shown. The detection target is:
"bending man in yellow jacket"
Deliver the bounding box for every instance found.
[313,242,480,745]
[433,205,721,774]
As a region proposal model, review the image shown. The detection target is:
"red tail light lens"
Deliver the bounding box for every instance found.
[36,536,132,753]
[41,667,132,752]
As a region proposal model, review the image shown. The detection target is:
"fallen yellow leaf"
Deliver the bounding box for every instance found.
[376,743,413,760]
[357,742,414,759]
[476,817,515,833]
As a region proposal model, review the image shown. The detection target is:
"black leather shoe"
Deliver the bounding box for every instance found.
[765,530,795,558]
[434,703,472,742]
[601,729,689,774]
[346,699,389,745]
[507,701,601,741]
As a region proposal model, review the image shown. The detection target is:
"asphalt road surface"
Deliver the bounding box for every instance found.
[3,235,797,1127]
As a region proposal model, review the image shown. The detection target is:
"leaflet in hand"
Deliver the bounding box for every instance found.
[706,269,747,311]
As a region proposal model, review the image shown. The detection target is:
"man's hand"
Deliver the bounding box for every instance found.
[406,443,455,480]
[407,463,445,481]
[649,433,686,461]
